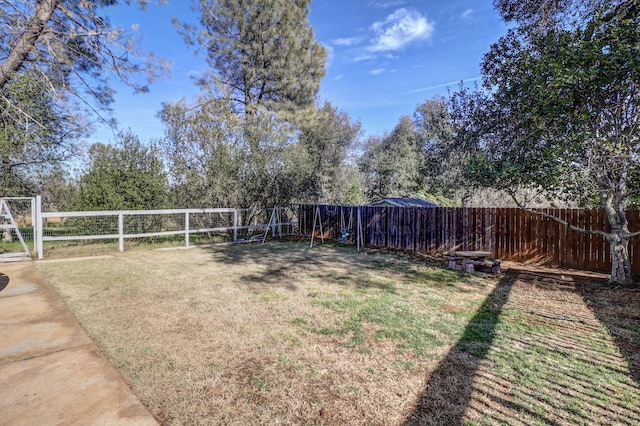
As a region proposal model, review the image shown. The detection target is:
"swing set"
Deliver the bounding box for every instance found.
[309,205,364,252]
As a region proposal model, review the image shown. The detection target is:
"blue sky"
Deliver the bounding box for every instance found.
[93,0,509,144]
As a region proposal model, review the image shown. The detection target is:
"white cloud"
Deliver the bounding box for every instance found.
[370,68,386,75]
[371,0,406,8]
[461,8,473,19]
[353,53,376,62]
[369,8,434,52]
[333,37,363,47]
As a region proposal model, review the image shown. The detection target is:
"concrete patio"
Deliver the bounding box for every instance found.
[0,260,158,426]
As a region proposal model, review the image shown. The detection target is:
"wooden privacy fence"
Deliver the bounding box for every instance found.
[298,205,640,275]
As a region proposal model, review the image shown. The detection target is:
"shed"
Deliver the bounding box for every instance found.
[367,197,439,208]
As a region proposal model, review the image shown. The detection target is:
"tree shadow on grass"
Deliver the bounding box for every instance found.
[205,240,331,292]
[403,271,515,425]
[404,265,640,425]
[206,240,478,294]
[571,275,640,384]
[501,266,640,386]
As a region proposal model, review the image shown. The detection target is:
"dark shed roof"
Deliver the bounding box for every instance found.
[367,198,439,208]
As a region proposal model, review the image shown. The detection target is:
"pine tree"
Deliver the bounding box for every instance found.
[182,0,326,116]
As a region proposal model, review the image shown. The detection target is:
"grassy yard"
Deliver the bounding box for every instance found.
[37,241,640,425]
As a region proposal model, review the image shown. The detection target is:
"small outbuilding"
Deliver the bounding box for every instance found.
[367,197,439,208]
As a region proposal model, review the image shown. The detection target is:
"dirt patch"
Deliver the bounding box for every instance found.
[440,304,467,313]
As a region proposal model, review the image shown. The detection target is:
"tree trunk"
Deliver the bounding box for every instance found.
[0,0,59,88]
[596,170,636,286]
[608,232,634,286]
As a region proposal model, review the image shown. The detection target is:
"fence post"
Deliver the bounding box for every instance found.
[118,213,124,252]
[233,209,238,242]
[36,195,43,259]
[31,196,36,256]
[185,212,190,247]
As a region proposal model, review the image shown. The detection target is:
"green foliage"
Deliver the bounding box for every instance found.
[0,72,76,196]
[475,1,640,204]
[414,96,476,206]
[359,95,480,207]
[296,102,363,204]
[73,130,167,211]
[0,0,166,105]
[160,94,316,209]
[360,116,424,201]
[159,95,244,208]
[455,0,640,284]
[39,168,77,211]
[163,0,361,208]
[0,1,168,198]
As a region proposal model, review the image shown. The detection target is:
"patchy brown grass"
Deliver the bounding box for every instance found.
[37,241,640,425]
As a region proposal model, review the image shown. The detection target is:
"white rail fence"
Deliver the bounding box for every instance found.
[21,196,298,259]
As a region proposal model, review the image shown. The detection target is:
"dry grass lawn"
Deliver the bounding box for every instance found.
[37,241,640,425]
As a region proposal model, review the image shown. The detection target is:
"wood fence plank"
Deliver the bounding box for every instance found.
[570,209,578,269]
[493,207,498,255]
[415,208,423,252]
[567,209,574,269]
[497,208,504,258]
[433,208,440,253]
[502,207,509,259]
[629,210,640,274]
[410,207,416,251]
[581,209,588,270]
[508,208,516,260]
[552,209,561,266]
[559,209,566,267]
[591,209,598,270]
[582,210,590,271]
[475,208,482,251]
[537,209,549,264]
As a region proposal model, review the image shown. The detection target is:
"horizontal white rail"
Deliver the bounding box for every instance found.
[44,234,121,241]
[36,205,298,259]
[41,207,237,218]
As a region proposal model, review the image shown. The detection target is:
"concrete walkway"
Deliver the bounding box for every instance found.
[0,261,158,426]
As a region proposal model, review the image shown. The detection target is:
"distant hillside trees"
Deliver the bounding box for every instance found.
[159,94,298,209]
[359,97,475,205]
[360,116,424,201]
[296,102,363,205]
[159,95,362,208]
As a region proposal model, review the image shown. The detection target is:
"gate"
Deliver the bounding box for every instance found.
[0,197,36,261]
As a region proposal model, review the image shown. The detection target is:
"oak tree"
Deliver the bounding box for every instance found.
[360,116,424,201]
[468,0,640,285]
[73,130,167,211]
[296,102,362,204]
